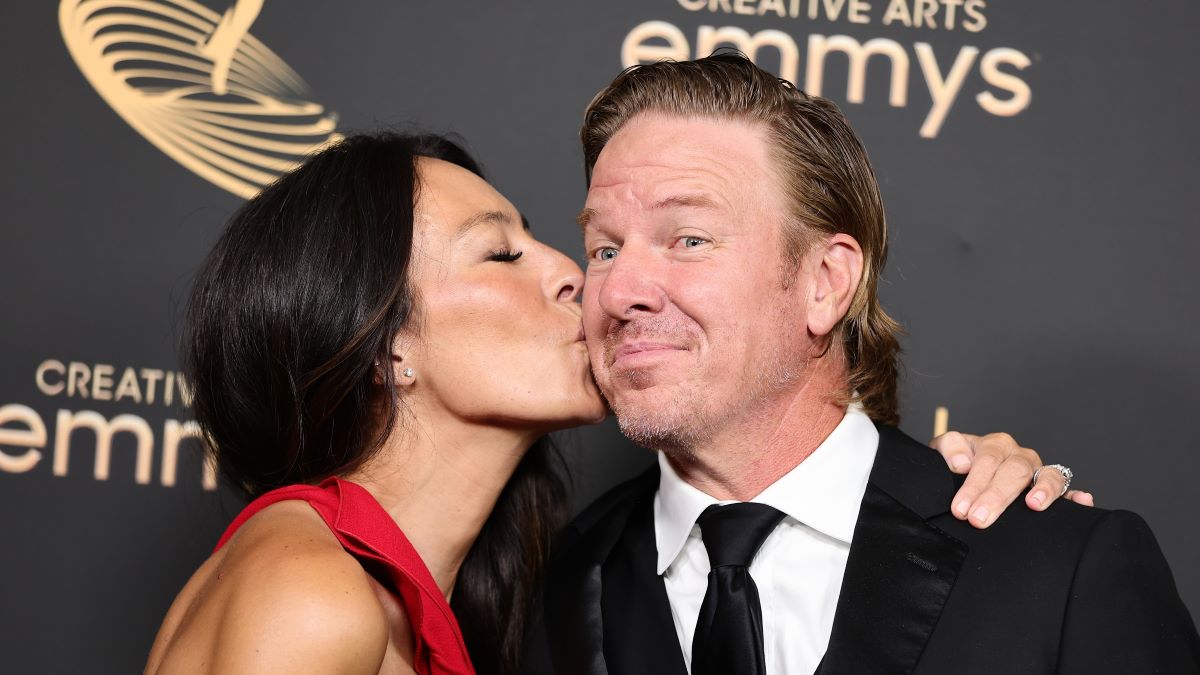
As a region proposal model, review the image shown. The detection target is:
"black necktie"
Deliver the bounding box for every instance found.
[691,502,786,675]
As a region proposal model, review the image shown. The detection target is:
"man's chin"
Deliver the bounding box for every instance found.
[604,364,684,393]
[612,402,696,451]
[604,383,682,430]
[604,380,659,408]
[598,367,697,417]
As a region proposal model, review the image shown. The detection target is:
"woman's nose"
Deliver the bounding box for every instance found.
[546,247,584,303]
[554,266,584,303]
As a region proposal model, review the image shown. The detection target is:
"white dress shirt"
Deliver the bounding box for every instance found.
[653,406,879,674]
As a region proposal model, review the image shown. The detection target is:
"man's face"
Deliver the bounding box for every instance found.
[580,113,814,451]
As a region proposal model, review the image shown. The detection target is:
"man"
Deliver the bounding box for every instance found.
[523,54,1199,674]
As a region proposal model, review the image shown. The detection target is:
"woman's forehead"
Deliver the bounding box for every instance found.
[416,157,517,232]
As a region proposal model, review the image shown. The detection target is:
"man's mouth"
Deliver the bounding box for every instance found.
[610,341,687,367]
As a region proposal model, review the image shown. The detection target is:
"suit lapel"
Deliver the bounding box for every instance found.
[817,426,968,675]
[540,468,670,675]
[601,489,689,675]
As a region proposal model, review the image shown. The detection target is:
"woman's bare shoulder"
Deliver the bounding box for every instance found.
[215,501,393,671]
[151,501,395,674]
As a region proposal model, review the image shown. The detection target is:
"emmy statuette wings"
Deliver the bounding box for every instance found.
[60,0,341,198]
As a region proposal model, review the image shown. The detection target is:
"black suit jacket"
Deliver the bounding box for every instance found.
[522,426,1200,674]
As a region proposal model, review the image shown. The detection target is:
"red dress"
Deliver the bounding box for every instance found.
[214,477,476,675]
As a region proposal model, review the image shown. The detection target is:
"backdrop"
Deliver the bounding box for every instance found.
[2,1,1198,672]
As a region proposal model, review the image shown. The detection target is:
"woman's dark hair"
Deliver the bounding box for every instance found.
[184,131,569,675]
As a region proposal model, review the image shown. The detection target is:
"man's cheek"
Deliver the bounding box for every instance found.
[668,276,723,315]
[582,299,605,331]
[585,341,608,377]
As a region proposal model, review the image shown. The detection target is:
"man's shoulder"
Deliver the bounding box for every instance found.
[543,464,659,575]
[872,424,1122,556]
[563,464,659,542]
[946,491,1116,546]
[872,427,1199,661]
[925,496,1198,666]
[526,470,661,675]
[934,472,1155,585]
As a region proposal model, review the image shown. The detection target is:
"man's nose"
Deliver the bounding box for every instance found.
[596,244,666,319]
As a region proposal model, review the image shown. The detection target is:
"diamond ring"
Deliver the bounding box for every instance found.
[1033,464,1073,496]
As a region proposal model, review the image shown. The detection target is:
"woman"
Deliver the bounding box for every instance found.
[144,132,1075,675]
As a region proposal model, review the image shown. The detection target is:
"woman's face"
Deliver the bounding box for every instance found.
[401,158,606,432]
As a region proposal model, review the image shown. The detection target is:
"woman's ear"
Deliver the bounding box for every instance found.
[389,335,418,388]
[395,359,416,387]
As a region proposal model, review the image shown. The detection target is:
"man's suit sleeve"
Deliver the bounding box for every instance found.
[1057,509,1200,673]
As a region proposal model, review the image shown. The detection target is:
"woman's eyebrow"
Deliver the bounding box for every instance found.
[456,209,513,238]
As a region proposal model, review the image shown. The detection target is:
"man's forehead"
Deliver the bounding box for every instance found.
[579,162,748,230]
[579,116,781,231]
[578,192,721,230]
[589,120,773,187]
[594,113,771,169]
[587,154,744,198]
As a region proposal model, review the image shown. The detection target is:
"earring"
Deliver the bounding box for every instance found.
[403,367,415,379]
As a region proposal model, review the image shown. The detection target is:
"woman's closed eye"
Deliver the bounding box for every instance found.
[487,248,524,262]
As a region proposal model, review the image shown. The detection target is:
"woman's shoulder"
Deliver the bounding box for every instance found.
[150,501,398,674]
[217,501,394,669]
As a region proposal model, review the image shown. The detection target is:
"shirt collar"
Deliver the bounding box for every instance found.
[653,405,879,575]
[654,451,720,575]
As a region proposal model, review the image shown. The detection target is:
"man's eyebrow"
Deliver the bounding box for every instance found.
[456,209,514,238]
[577,207,597,231]
[652,194,719,211]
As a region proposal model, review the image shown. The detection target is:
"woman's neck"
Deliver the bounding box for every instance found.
[345,404,540,599]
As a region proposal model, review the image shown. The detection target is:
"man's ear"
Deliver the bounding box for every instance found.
[806,233,864,338]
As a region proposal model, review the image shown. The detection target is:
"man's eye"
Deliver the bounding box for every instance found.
[593,247,618,261]
[680,236,708,248]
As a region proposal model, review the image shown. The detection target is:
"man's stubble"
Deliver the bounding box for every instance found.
[599,296,808,458]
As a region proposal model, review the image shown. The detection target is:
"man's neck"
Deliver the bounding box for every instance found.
[663,364,849,502]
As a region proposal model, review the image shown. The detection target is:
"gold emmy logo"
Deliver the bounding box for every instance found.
[59,0,341,198]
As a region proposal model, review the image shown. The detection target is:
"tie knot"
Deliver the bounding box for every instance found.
[696,502,785,569]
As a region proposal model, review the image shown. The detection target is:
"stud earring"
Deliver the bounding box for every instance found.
[403,367,414,379]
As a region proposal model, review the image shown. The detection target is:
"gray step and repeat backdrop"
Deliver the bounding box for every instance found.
[2,1,1197,672]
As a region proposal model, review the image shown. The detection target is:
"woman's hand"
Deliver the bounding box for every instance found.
[931,431,1095,529]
